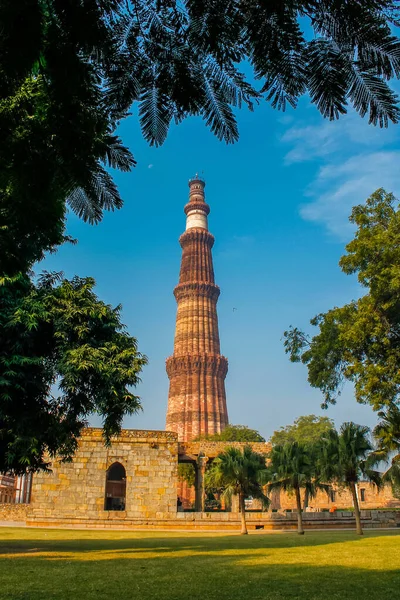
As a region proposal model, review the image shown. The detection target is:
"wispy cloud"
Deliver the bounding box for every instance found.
[148,164,154,169]
[282,111,395,165]
[301,152,400,239]
[281,111,400,238]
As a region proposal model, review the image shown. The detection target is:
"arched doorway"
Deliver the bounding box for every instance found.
[104,462,126,511]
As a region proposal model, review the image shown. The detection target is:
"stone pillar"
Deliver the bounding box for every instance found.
[195,456,208,512]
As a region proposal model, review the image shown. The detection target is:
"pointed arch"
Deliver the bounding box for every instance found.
[104,462,126,511]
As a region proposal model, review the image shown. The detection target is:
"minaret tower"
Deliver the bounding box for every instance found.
[166,176,229,441]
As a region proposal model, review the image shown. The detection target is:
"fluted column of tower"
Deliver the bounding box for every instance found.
[166,176,229,441]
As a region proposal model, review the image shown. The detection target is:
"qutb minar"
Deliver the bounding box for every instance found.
[166,176,229,441]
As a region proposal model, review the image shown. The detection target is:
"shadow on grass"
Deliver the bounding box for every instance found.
[0,552,399,600]
[0,532,399,600]
[0,529,389,555]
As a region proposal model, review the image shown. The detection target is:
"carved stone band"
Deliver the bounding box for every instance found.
[174,282,220,302]
[179,229,215,248]
[166,354,228,378]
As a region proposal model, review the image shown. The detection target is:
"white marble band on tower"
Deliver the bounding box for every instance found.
[186,209,208,230]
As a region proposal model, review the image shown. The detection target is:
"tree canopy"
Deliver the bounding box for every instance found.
[284,189,400,411]
[270,415,335,446]
[195,424,266,442]
[0,272,147,473]
[3,2,400,272]
[178,463,196,488]
[1,1,136,274]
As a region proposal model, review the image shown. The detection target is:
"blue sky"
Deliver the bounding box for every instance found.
[42,95,400,440]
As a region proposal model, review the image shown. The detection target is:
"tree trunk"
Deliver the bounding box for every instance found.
[350,481,363,535]
[239,492,248,535]
[295,486,304,535]
[303,488,309,511]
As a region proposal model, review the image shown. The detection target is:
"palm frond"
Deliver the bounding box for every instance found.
[67,164,123,224]
[374,404,400,453]
[358,35,400,79]
[139,80,173,147]
[363,467,383,489]
[268,441,314,493]
[205,58,259,110]
[91,166,122,211]
[206,445,269,503]
[262,49,307,111]
[105,57,142,115]
[382,455,400,486]
[200,70,239,144]
[245,2,306,111]
[102,134,136,172]
[311,7,400,80]
[67,186,103,224]
[347,66,400,126]
[305,39,349,120]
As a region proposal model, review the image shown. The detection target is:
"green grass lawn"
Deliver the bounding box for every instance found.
[1,528,400,600]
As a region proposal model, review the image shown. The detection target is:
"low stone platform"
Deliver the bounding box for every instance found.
[23,510,400,531]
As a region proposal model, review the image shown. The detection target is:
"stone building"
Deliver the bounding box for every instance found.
[25,429,400,529]
[26,431,271,526]
[29,429,178,527]
[166,175,229,441]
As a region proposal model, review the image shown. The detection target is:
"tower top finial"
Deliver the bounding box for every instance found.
[188,173,205,187]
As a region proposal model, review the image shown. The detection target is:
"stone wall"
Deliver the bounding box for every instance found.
[0,503,28,523]
[275,483,400,510]
[28,428,178,525]
[179,440,270,460]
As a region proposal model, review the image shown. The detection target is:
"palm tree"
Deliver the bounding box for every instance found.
[205,446,269,535]
[374,404,400,487]
[319,422,382,535]
[303,441,330,511]
[268,442,326,535]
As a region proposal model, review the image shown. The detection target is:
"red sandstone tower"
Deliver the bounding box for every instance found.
[166,176,229,441]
